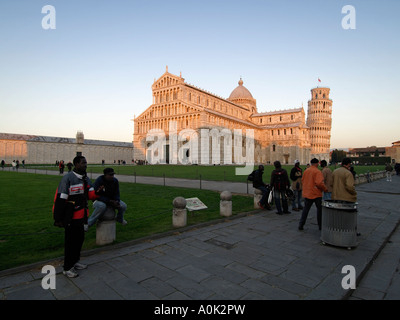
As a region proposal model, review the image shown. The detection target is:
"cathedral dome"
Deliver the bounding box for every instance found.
[228,78,257,113]
[228,79,254,100]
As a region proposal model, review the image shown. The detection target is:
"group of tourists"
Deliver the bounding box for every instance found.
[250,157,357,231]
[53,155,362,279]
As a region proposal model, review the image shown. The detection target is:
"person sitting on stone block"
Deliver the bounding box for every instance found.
[88,167,127,227]
[249,165,272,210]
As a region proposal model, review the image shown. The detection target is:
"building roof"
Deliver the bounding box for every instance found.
[348,146,386,153]
[0,133,132,147]
[251,108,304,117]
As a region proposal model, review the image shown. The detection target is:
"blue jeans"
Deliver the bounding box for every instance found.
[292,190,303,209]
[255,185,269,206]
[323,192,332,200]
[88,200,127,227]
[274,189,288,214]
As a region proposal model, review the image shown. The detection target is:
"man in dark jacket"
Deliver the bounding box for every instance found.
[88,167,128,227]
[270,161,291,215]
[250,165,271,210]
[53,155,98,278]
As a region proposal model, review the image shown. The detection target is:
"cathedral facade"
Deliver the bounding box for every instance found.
[133,68,332,166]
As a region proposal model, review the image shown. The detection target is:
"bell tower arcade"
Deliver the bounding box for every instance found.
[306,87,333,160]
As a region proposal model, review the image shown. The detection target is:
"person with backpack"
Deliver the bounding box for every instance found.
[298,158,328,231]
[248,165,272,210]
[270,161,290,215]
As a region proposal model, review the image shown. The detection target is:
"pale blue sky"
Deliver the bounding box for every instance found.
[0,0,399,148]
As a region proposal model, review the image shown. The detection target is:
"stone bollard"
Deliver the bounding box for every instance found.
[254,188,263,209]
[220,191,232,217]
[173,197,187,228]
[96,206,116,245]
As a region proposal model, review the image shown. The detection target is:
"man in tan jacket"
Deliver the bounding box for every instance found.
[332,158,357,203]
[298,158,328,231]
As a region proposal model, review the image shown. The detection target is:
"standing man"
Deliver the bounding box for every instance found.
[385,163,393,182]
[332,158,357,203]
[321,160,333,200]
[53,155,98,278]
[298,158,328,231]
[290,160,303,211]
[88,168,128,227]
[271,161,291,215]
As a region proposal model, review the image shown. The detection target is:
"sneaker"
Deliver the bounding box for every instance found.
[298,225,304,231]
[258,201,265,210]
[63,268,79,278]
[74,262,88,270]
[116,219,128,226]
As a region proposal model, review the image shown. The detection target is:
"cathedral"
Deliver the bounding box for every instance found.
[133,67,332,166]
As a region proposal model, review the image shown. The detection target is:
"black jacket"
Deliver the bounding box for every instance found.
[270,168,290,191]
[93,175,120,204]
[252,169,266,188]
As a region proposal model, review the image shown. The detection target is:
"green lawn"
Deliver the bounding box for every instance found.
[23,163,385,183]
[0,171,254,271]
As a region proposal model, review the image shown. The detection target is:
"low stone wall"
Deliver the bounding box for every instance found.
[354,170,387,185]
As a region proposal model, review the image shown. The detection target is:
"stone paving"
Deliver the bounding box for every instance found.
[1,172,399,300]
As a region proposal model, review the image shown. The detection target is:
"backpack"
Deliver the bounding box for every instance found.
[273,170,286,191]
[247,171,255,181]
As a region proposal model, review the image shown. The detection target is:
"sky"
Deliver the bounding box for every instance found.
[0,0,399,149]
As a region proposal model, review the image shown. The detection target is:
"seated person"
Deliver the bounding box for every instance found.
[88,168,127,227]
[250,165,272,210]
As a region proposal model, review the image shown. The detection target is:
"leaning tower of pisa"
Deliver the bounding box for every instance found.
[306,87,333,161]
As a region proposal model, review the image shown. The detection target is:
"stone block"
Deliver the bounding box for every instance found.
[254,188,263,208]
[96,206,116,245]
[220,191,232,217]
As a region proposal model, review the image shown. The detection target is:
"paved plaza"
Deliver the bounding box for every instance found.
[0,171,399,300]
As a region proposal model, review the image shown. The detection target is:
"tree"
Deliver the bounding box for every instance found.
[331,149,347,164]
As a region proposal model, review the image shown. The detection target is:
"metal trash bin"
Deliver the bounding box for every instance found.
[321,200,358,250]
